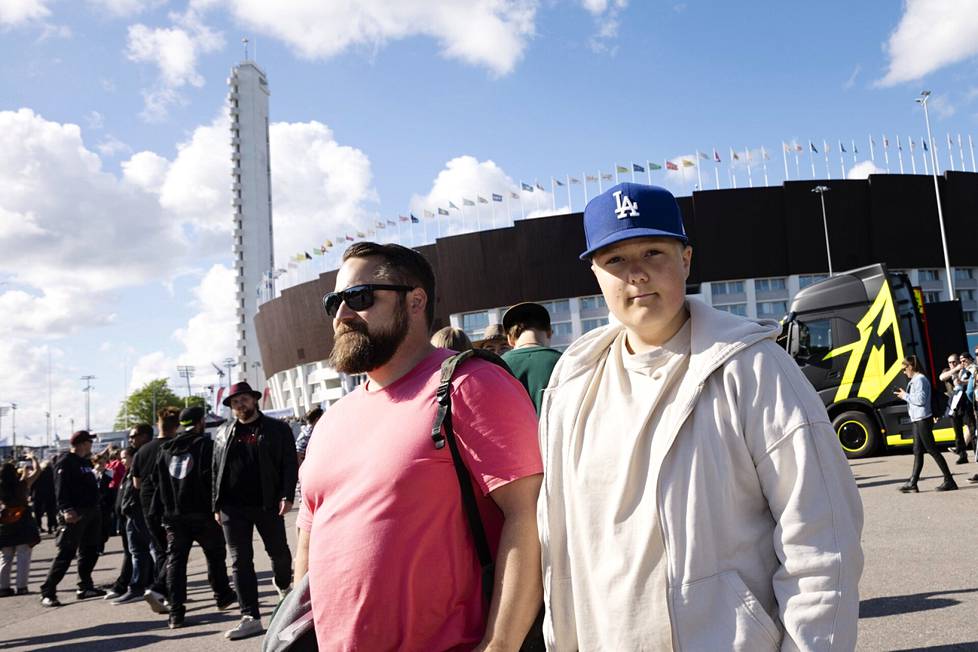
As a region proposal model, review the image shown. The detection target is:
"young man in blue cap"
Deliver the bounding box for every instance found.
[536,182,864,650]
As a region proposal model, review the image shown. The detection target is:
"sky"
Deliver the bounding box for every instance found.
[2,0,978,444]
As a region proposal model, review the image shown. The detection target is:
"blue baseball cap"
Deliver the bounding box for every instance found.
[579,182,688,260]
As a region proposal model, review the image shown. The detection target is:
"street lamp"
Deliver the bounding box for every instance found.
[81,375,96,431]
[916,90,955,300]
[811,185,833,277]
[10,402,16,454]
[177,366,195,407]
[250,361,262,388]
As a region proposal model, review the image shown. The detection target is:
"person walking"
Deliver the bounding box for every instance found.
[39,431,105,607]
[213,382,297,640]
[294,407,323,468]
[537,183,863,650]
[295,242,543,649]
[30,459,57,535]
[131,407,180,613]
[940,353,974,464]
[897,354,958,492]
[0,455,41,596]
[154,407,236,629]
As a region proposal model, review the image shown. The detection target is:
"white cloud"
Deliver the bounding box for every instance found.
[96,134,132,157]
[0,0,50,26]
[173,263,236,367]
[126,8,225,120]
[85,110,104,130]
[879,0,978,86]
[848,160,881,179]
[843,64,861,90]
[88,0,166,17]
[122,150,170,192]
[220,0,537,76]
[930,94,957,119]
[582,0,628,54]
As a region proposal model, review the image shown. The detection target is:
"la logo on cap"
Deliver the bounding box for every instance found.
[613,190,640,219]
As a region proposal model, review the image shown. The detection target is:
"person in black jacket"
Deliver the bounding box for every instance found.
[153,407,236,629]
[106,424,154,604]
[39,431,104,607]
[30,460,57,534]
[212,381,298,641]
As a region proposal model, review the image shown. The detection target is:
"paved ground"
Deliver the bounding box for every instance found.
[1,451,977,650]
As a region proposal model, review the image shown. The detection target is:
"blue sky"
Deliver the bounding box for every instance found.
[1,0,977,442]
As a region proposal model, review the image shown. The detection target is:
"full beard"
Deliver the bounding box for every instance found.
[329,301,410,374]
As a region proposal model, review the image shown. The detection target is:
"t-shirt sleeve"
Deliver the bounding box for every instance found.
[295,439,315,532]
[130,448,145,479]
[450,362,544,496]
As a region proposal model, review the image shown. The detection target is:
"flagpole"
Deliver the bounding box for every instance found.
[476,198,482,232]
[869,135,875,165]
[809,142,816,178]
[910,140,918,174]
[729,149,737,188]
[695,151,703,189]
[520,187,526,220]
[614,165,620,184]
[823,140,831,180]
[947,133,955,171]
[782,142,790,181]
[896,135,905,173]
[851,139,858,164]
[597,170,603,193]
[761,147,770,186]
[838,142,846,178]
[970,135,976,172]
[958,134,966,172]
[744,147,753,188]
[551,178,557,211]
[922,139,930,175]
[794,145,801,179]
[882,134,890,172]
[583,172,590,203]
[714,150,721,189]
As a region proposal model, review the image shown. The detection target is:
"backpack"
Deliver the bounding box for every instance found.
[430,348,546,652]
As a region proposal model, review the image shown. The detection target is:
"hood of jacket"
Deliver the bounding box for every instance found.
[161,430,204,455]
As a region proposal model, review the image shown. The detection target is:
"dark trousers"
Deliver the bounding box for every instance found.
[145,513,170,597]
[40,507,102,598]
[125,513,152,593]
[951,404,976,455]
[110,513,133,593]
[910,418,953,484]
[220,505,292,618]
[33,497,57,533]
[164,514,233,614]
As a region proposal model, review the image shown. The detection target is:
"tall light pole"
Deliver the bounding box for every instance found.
[81,375,96,431]
[223,357,235,386]
[177,366,195,407]
[812,185,834,277]
[250,361,262,388]
[10,402,16,454]
[916,90,956,300]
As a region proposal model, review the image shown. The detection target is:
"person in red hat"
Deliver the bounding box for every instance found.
[211,380,297,640]
[39,430,104,607]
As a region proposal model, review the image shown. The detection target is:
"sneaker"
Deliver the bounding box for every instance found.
[216,591,237,611]
[16,587,29,596]
[104,589,124,600]
[76,588,107,600]
[968,474,978,483]
[143,589,169,614]
[0,588,14,598]
[956,455,969,464]
[936,479,959,492]
[898,483,919,493]
[40,596,61,608]
[225,616,263,640]
[168,610,185,629]
[111,590,143,605]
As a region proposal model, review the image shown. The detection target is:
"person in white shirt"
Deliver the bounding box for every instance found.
[537,182,864,651]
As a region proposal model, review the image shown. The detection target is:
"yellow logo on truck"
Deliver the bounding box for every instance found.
[823,282,904,403]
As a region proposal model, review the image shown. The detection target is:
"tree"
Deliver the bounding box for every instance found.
[114,379,209,430]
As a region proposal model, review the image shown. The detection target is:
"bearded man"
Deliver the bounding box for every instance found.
[212,380,297,640]
[294,242,543,650]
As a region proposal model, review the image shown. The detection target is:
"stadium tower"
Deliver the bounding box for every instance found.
[228,56,273,391]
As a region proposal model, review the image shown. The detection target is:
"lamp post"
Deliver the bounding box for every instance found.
[81,375,96,431]
[10,402,16,455]
[811,185,833,277]
[250,361,262,388]
[916,90,956,300]
[177,366,195,407]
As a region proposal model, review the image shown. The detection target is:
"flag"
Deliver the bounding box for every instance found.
[762,147,770,160]
[601,173,613,180]
[375,221,385,228]
[463,198,475,206]
[897,137,903,151]
[783,143,792,152]
[682,159,695,167]
[732,151,740,161]
[521,182,533,192]
[287,260,297,268]
[449,201,459,210]
[345,234,354,241]
[923,139,929,151]
[665,161,679,171]
[312,248,323,256]
[356,231,365,238]
[535,181,545,191]
[492,193,503,202]
[437,208,449,215]
[478,195,489,203]
[809,142,818,153]
[698,152,710,160]
[398,214,409,222]
[648,162,662,170]
[909,138,915,152]
[324,238,334,247]
[387,219,396,226]
[883,135,889,148]
[713,148,721,162]
[854,144,859,154]
[510,190,520,199]
[616,165,629,173]
[632,163,645,172]
[839,141,846,153]
[410,214,420,223]
[553,178,564,187]
[586,174,598,182]
[424,209,434,218]
[569,177,580,184]
[795,143,803,152]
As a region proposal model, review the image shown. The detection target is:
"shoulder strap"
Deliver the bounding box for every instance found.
[430,348,512,603]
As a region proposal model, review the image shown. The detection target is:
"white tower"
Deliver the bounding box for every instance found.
[229,58,273,391]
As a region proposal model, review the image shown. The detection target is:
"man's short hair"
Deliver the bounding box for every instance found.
[157,406,181,434]
[131,423,154,439]
[342,242,436,329]
[304,407,324,426]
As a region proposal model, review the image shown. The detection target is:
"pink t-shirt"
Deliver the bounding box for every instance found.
[297,348,542,651]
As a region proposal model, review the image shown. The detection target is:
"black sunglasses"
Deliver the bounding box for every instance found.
[323,284,415,317]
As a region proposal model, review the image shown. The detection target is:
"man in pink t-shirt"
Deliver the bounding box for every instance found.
[296,242,543,651]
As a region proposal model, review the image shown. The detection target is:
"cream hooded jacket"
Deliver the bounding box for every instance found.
[537,298,864,651]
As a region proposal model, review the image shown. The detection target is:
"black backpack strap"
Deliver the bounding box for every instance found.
[430,348,513,603]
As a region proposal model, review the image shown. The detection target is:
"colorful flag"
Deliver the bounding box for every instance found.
[648,162,662,170]
[923,139,929,151]
[809,142,818,153]
[601,173,613,180]
[478,195,489,203]
[731,151,740,161]
[387,219,396,226]
[699,152,710,160]
[569,177,580,184]
[399,214,409,222]
[586,174,598,182]
[356,231,366,238]
[312,248,322,256]
[492,193,503,202]
[682,159,695,167]
[345,234,354,241]
[510,190,520,199]
[909,138,916,152]
[665,161,679,171]
[713,148,721,162]
[553,178,564,187]
[410,214,420,223]
[535,181,545,191]
[615,165,628,173]
[632,163,645,172]
[324,239,334,247]
[448,201,459,210]
[437,208,449,216]
[521,182,533,192]
[762,147,770,160]
[463,198,475,206]
[305,252,313,260]
[839,141,847,153]
[795,143,803,152]
[883,135,889,148]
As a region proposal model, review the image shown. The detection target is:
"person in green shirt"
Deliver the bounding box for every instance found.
[501,302,563,415]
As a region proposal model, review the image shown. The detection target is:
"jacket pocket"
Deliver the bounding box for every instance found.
[673,571,781,651]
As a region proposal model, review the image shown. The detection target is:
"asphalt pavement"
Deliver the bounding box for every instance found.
[2,451,978,650]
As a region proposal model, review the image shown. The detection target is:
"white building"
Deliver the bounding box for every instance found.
[229,59,274,390]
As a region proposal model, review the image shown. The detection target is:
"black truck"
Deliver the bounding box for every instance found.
[780,263,969,458]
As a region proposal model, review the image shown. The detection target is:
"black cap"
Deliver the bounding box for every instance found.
[178,406,205,427]
[70,430,95,446]
[502,302,552,332]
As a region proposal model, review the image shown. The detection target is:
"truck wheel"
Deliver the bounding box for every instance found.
[833,411,880,459]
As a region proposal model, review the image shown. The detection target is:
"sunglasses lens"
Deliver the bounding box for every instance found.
[324,293,341,317]
[345,287,374,311]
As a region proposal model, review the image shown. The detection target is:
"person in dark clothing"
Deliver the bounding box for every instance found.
[501,302,563,415]
[104,447,134,599]
[39,431,105,607]
[94,457,115,555]
[153,407,236,629]
[897,355,957,492]
[213,381,298,640]
[30,461,57,534]
[107,423,155,605]
[131,407,180,613]
[940,353,975,464]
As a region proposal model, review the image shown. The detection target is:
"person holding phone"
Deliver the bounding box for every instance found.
[895,355,957,492]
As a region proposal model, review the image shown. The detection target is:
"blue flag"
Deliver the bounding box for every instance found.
[521,182,533,192]
[492,193,503,202]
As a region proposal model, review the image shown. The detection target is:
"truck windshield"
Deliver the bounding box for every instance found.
[798,318,833,360]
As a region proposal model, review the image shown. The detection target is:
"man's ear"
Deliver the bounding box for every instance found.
[409,287,427,316]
